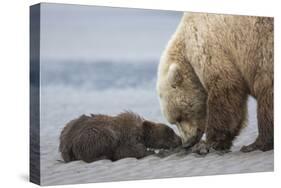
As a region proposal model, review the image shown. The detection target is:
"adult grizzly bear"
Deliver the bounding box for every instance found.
[157,12,273,154]
[59,112,181,163]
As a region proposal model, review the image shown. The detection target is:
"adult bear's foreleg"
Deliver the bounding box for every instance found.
[192,79,248,155]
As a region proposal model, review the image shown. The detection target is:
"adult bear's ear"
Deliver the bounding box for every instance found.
[167,63,183,88]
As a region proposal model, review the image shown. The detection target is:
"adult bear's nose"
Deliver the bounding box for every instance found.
[176,121,203,149]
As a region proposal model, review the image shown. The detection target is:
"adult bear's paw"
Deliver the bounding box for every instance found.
[191,141,231,156]
[241,139,273,152]
[191,141,210,155]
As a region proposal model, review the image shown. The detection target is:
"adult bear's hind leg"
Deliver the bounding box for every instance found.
[241,87,273,152]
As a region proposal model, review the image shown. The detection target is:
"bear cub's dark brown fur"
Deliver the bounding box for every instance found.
[59,112,181,163]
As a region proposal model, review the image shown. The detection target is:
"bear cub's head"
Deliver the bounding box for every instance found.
[142,120,182,149]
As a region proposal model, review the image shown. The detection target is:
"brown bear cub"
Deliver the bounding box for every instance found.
[59,112,181,163]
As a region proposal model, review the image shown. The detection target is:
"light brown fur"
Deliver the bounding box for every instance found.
[157,12,273,153]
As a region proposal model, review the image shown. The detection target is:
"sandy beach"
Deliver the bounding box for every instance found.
[39,66,273,185]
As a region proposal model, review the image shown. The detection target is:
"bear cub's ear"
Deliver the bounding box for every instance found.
[142,120,156,133]
[167,63,183,88]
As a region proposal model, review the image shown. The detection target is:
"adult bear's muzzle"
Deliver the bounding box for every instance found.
[176,121,204,149]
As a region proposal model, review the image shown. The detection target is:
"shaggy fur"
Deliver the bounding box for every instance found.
[59,112,181,163]
[157,12,273,154]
